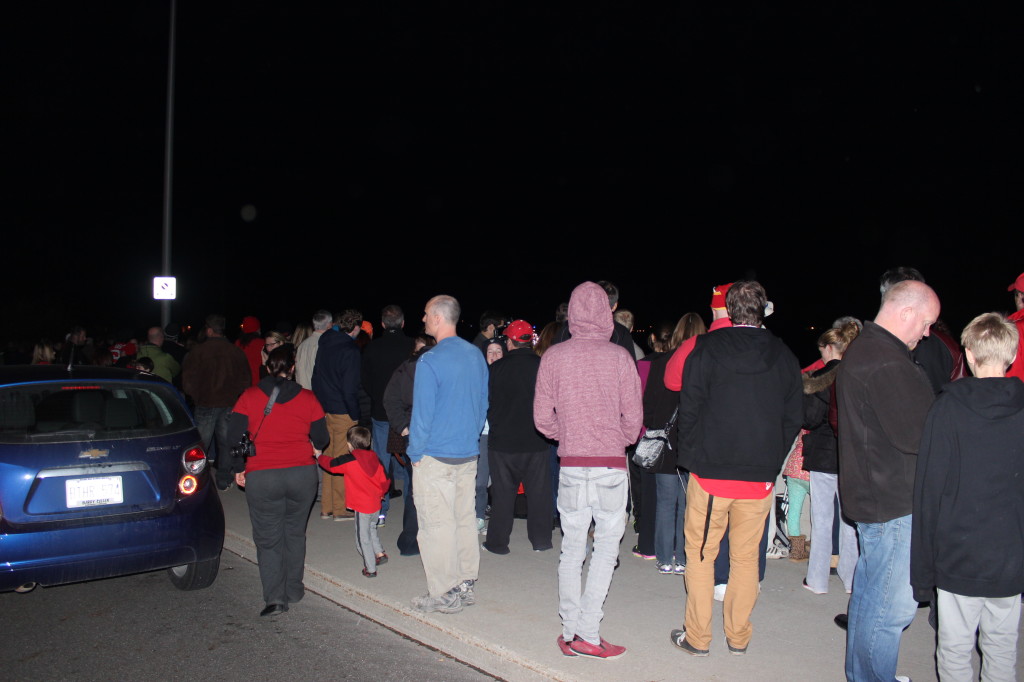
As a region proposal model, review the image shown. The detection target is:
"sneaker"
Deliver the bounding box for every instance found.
[674,563,686,575]
[411,588,463,614]
[320,512,333,520]
[834,613,848,630]
[377,514,386,527]
[657,563,674,574]
[669,629,709,657]
[375,553,388,566]
[894,677,912,682]
[455,579,476,606]
[766,543,788,559]
[802,579,826,595]
[476,518,486,533]
[334,514,353,522]
[727,642,747,655]
[713,584,727,602]
[568,637,627,660]
[631,545,655,560]
[556,635,578,657]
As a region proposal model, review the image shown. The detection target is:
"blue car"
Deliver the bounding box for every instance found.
[0,365,225,593]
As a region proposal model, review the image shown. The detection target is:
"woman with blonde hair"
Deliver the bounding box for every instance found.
[802,321,860,594]
[32,340,55,365]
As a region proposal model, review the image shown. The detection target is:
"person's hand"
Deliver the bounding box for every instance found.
[312,448,322,457]
[235,472,246,488]
[401,427,409,437]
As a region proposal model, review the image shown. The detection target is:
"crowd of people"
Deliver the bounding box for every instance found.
[9,269,1024,679]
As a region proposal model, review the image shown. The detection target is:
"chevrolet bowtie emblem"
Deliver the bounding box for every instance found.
[79,448,110,460]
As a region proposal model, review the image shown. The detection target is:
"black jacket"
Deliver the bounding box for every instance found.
[361,329,415,421]
[676,326,802,482]
[837,322,934,523]
[910,377,1024,600]
[641,351,681,475]
[487,347,547,452]
[383,356,417,436]
[801,360,840,474]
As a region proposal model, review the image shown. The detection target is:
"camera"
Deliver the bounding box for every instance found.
[231,432,256,460]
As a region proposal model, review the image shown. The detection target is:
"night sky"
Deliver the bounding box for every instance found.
[7,3,1021,365]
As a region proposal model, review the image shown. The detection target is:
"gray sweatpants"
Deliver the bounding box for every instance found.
[937,588,1020,682]
[355,510,384,573]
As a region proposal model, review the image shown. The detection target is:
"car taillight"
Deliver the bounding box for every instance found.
[178,475,198,495]
[182,446,207,475]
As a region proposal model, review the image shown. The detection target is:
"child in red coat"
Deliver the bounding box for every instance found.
[317,426,390,577]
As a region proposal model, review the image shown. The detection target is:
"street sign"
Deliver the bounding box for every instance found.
[153,277,177,300]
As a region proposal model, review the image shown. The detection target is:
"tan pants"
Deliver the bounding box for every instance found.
[413,456,479,597]
[682,476,772,650]
[321,413,355,516]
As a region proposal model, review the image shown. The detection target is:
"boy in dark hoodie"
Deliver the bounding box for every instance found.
[911,312,1024,681]
[318,426,390,577]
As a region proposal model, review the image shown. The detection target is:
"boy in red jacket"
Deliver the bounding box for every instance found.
[317,426,390,577]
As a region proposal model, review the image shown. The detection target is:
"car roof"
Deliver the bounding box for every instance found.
[0,365,169,387]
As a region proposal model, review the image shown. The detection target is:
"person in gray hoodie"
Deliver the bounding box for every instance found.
[534,281,643,660]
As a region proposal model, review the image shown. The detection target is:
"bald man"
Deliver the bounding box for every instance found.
[136,326,180,383]
[837,280,940,682]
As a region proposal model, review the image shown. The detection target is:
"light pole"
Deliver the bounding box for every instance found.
[160,0,177,329]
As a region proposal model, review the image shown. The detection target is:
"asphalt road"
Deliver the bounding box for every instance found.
[1,550,497,682]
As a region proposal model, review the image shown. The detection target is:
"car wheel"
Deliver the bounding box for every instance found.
[167,554,221,590]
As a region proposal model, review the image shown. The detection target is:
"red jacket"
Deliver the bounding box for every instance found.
[1008,309,1024,382]
[317,449,389,514]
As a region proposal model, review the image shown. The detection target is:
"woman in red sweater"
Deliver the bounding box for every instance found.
[228,347,330,617]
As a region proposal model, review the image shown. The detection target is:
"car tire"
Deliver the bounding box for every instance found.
[167,554,221,590]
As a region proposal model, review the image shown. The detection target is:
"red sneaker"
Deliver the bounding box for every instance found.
[568,637,627,660]
[556,635,578,657]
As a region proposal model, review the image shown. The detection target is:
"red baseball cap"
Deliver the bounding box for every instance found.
[504,319,534,342]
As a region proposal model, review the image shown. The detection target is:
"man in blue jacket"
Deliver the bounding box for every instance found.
[408,295,488,614]
[312,309,363,520]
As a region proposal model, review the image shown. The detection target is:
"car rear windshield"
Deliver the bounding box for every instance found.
[0,381,194,443]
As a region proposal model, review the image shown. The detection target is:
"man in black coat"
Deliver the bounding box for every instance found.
[361,305,415,522]
[482,319,553,554]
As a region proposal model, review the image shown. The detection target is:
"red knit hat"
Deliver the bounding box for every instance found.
[240,316,261,334]
[710,283,733,310]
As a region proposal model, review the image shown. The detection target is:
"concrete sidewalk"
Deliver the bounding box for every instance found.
[220,485,1018,681]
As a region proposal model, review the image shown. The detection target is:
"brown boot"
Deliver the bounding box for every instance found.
[789,535,808,562]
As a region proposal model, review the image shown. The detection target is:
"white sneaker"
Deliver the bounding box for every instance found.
[765,543,788,559]
[714,583,727,601]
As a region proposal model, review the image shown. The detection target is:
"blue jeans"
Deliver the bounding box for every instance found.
[476,434,490,520]
[654,472,686,565]
[557,467,628,645]
[194,406,233,485]
[371,419,393,515]
[845,514,918,682]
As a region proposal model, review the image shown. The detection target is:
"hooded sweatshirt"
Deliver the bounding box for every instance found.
[311,329,361,418]
[228,375,330,474]
[533,281,643,469]
[910,376,1024,600]
[676,325,802,482]
[317,448,390,514]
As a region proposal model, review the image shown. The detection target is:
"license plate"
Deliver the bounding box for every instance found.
[66,476,123,508]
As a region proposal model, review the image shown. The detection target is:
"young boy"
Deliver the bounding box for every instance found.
[911,312,1024,681]
[317,426,390,577]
